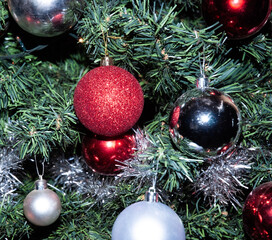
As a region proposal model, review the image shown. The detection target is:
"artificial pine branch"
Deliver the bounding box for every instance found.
[0,0,271,239]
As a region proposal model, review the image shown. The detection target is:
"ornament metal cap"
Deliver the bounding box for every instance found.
[100,56,114,66]
[145,187,159,203]
[196,77,209,90]
[34,176,48,190]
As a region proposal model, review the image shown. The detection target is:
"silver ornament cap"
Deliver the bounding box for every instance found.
[145,187,159,203]
[196,77,209,90]
[23,178,61,226]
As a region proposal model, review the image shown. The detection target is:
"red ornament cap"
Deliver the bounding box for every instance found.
[74,66,144,137]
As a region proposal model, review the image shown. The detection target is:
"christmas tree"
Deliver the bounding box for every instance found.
[0,0,271,239]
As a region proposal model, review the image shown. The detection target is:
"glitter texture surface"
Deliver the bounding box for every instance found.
[74,66,144,137]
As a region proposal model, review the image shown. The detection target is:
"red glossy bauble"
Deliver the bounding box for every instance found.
[243,182,272,239]
[82,132,136,175]
[74,66,144,137]
[202,0,272,39]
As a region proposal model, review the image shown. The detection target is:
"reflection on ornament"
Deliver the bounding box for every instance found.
[82,131,136,175]
[243,182,272,239]
[229,0,245,10]
[202,0,272,39]
[112,189,186,240]
[7,0,84,37]
[23,178,61,226]
[169,78,241,157]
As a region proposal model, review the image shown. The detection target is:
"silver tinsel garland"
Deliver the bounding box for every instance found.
[194,147,253,207]
[49,129,155,203]
[0,147,23,201]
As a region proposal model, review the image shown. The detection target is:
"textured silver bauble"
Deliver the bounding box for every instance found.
[7,0,84,37]
[23,179,61,226]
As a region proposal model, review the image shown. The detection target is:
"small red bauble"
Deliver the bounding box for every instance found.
[82,132,136,175]
[74,66,144,137]
[202,0,272,39]
[243,182,272,239]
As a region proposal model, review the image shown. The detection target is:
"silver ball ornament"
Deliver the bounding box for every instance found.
[23,179,61,226]
[7,0,84,37]
[112,190,186,240]
[169,77,241,157]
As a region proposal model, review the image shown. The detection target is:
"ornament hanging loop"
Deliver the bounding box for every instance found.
[34,157,47,190]
[34,156,45,180]
[99,24,114,67]
[197,48,210,90]
[146,154,161,203]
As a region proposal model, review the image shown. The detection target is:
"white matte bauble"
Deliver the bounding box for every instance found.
[7,0,84,37]
[23,179,61,226]
[112,191,186,240]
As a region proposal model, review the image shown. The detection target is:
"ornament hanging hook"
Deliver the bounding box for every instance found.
[34,156,45,180]
[196,48,210,90]
[99,24,114,66]
[199,51,206,79]
[152,149,162,190]
[144,149,162,202]
[100,24,109,57]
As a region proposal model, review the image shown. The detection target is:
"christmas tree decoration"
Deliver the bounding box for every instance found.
[49,155,121,201]
[243,182,272,239]
[23,177,61,226]
[7,0,84,37]
[74,65,144,137]
[82,131,137,175]
[202,0,272,39]
[169,77,241,157]
[0,147,23,200]
[194,147,252,207]
[49,130,152,198]
[48,128,153,206]
[112,188,186,240]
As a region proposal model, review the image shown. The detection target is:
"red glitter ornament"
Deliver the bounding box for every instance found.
[82,132,136,175]
[202,0,272,39]
[74,66,144,137]
[243,182,272,239]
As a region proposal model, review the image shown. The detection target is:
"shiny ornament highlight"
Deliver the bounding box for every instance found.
[23,178,61,226]
[243,182,272,239]
[8,0,83,37]
[74,66,144,137]
[112,189,186,240]
[82,132,136,175]
[169,79,241,157]
[202,0,272,39]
